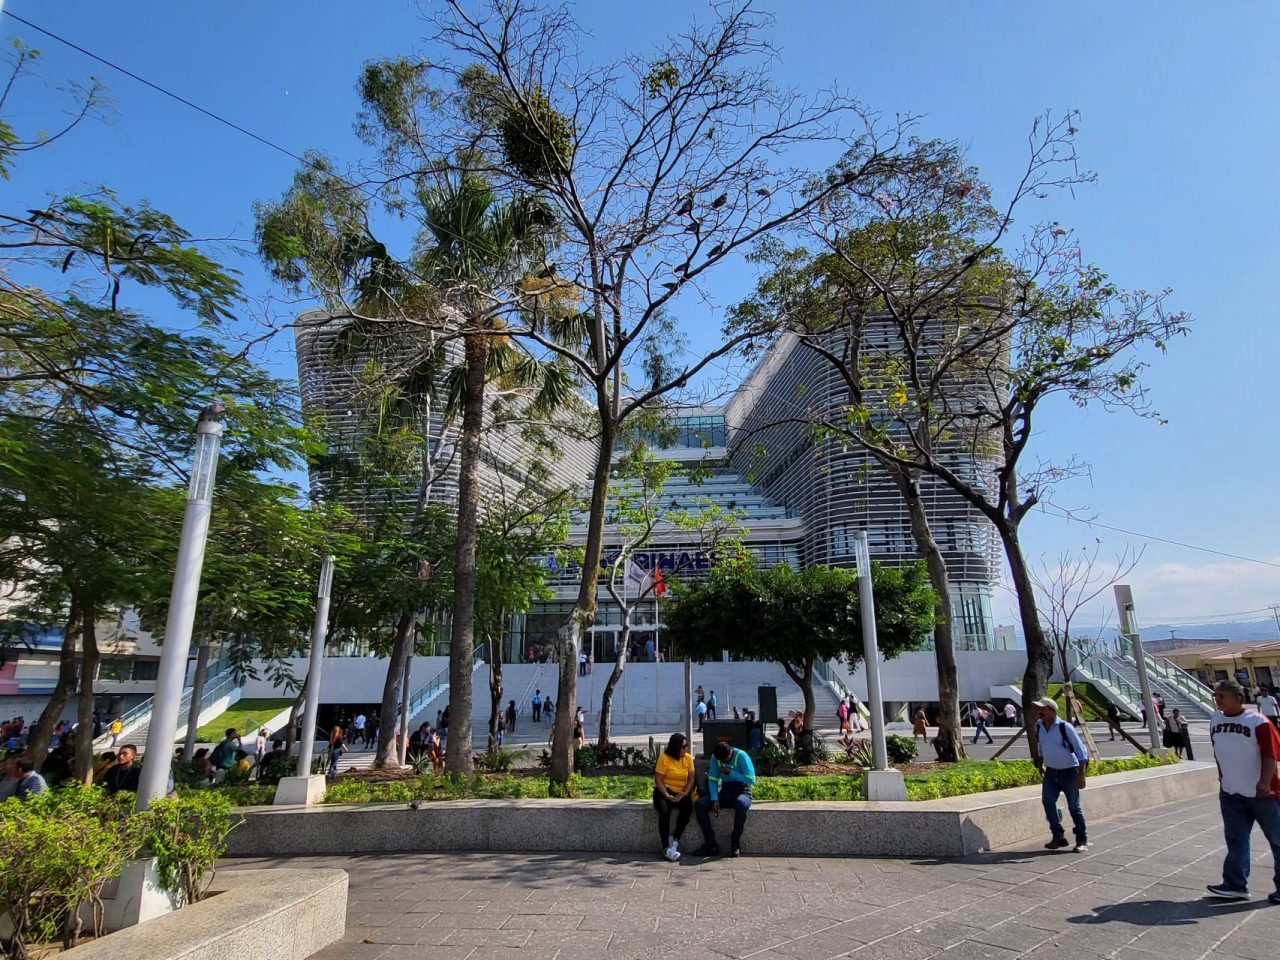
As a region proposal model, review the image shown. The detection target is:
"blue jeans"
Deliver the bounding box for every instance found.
[328,746,343,778]
[695,782,751,849]
[1219,790,1280,893]
[1042,767,1087,844]
[973,718,992,744]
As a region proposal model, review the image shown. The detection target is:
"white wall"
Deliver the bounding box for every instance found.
[837,650,1029,703]
[239,655,450,704]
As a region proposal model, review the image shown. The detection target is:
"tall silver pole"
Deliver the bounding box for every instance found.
[296,555,335,778]
[853,531,890,772]
[137,405,224,809]
[1114,585,1162,752]
[181,642,212,761]
[684,657,694,749]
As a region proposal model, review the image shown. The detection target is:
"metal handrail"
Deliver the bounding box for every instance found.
[1146,654,1215,708]
[94,663,239,748]
[1078,656,1143,712]
[404,641,486,721]
[815,660,869,718]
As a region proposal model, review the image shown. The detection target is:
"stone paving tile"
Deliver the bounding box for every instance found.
[232,793,1280,960]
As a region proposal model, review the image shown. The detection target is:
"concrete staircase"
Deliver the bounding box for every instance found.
[1098,653,1215,720]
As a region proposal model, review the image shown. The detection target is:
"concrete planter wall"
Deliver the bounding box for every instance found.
[60,868,346,960]
[226,760,1217,860]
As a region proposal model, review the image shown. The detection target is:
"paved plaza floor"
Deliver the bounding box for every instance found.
[228,791,1280,960]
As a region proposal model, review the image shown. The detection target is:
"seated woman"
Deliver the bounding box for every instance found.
[652,733,696,862]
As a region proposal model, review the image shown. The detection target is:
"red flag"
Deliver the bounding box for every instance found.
[653,563,666,597]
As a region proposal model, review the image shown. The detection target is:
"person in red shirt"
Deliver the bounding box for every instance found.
[1207,678,1280,902]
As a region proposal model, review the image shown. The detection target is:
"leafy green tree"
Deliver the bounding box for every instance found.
[0,49,311,772]
[346,0,929,786]
[735,117,1187,746]
[473,476,575,751]
[596,441,748,750]
[665,560,935,729]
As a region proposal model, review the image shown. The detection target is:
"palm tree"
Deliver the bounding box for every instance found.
[416,175,559,776]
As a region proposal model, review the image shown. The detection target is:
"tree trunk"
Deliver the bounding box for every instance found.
[74,608,99,785]
[487,633,503,752]
[897,471,966,763]
[182,640,212,761]
[374,611,415,767]
[551,423,613,786]
[998,519,1053,757]
[26,598,82,768]
[444,335,488,777]
[283,687,306,753]
[597,608,633,751]
[780,659,816,730]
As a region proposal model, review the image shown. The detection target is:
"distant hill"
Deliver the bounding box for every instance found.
[1113,619,1278,645]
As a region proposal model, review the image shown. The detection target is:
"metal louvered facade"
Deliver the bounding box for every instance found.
[724,331,1003,651]
[293,310,596,519]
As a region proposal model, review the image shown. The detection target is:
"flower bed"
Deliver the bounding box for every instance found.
[216,752,1178,807]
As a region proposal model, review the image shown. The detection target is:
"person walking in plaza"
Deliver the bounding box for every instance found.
[1257,688,1280,729]
[1033,697,1089,852]
[838,698,851,734]
[707,690,717,721]
[695,697,707,732]
[543,696,555,729]
[653,733,696,861]
[109,715,123,747]
[328,726,345,779]
[913,708,928,741]
[578,650,588,676]
[1003,701,1018,728]
[505,699,518,735]
[693,740,756,858]
[1167,708,1192,759]
[352,712,366,746]
[972,704,994,745]
[1206,679,1280,902]
[1105,701,1122,742]
[531,689,542,723]
[253,727,268,775]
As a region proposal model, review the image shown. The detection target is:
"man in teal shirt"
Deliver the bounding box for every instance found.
[693,740,756,857]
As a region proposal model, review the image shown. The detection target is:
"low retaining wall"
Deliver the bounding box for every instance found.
[226,761,1216,860]
[62,868,347,960]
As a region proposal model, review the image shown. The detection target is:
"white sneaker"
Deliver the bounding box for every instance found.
[665,840,680,862]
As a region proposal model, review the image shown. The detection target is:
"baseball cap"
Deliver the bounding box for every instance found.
[1030,697,1057,710]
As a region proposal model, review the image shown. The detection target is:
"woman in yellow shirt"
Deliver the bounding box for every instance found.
[653,733,696,861]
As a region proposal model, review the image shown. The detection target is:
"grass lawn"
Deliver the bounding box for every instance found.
[208,752,1179,808]
[1046,682,1129,722]
[194,698,293,744]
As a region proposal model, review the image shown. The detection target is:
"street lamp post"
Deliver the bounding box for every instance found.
[295,555,336,778]
[1114,585,1164,753]
[853,531,907,801]
[136,403,224,809]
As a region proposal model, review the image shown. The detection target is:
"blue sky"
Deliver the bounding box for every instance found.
[5,1,1279,629]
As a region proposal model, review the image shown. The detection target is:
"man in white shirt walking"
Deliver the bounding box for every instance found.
[1032,697,1090,852]
[1206,679,1280,902]
[1256,688,1280,729]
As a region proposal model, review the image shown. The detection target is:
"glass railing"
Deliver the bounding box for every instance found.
[96,663,239,746]
[1146,655,1215,710]
[1078,656,1143,711]
[404,642,486,720]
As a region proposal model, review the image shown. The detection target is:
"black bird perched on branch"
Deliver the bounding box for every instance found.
[711,193,728,209]
[708,243,725,258]
[675,196,694,217]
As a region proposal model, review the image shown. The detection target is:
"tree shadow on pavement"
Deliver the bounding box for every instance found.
[1069,898,1267,927]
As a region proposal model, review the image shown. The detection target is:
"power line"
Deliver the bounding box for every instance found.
[2,10,308,167]
[1037,502,1280,570]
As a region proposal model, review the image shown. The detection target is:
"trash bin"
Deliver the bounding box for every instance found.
[757,684,778,725]
[701,719,749,757]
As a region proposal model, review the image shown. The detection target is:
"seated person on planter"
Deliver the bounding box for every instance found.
[693,740,756,858]
[103,744,141,795]
[653,733,696,862]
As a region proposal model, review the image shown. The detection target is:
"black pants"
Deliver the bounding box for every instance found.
[532,704,541,722]
[652,789,694,847]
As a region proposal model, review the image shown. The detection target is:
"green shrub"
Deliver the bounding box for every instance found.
[0,788,140,955]
[752,740,793,775]
[212,784,276,806]
[257,755,295,786]
[886,735,918,764]
[573,745,596,773]
[474,748,518,773]
[142,792,242,905]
